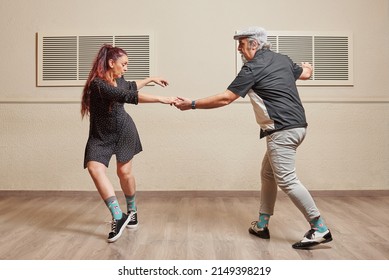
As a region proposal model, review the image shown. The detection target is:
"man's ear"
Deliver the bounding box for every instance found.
[252,40,259,50]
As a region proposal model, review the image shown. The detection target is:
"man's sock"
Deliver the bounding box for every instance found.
[125,194,137,212]
[257,213,270,228]
[105,196,123,220]
[310,216,328,233]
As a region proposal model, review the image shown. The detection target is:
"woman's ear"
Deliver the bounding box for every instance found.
[108,59,114,69]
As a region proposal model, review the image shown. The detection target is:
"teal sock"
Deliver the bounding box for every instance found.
[257,213,270,228]
[105,196,123,220]
[310,216,328,233]
[125,194,136,212]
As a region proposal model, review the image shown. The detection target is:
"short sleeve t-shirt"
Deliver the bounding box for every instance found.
[228,49,307,138]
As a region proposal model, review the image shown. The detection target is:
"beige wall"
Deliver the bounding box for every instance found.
[0,0,388,191]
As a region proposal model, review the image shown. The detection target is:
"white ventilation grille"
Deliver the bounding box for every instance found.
[78,36,114,81]
[37,33,153,86]
[236,32,353,86]
[314,36,349,81]
[42,36,78,81]
[116,36,150,81]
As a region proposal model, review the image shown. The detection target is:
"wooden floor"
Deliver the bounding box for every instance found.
[0,192,388,260]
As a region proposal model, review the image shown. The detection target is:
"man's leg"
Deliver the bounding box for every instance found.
[266,128,320,220]
[248,151,277,239]
[266,128,332,248]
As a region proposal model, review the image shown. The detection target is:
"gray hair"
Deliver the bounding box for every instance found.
[248,35,271,50]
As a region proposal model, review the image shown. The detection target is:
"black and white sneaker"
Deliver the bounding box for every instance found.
[107,213,131,243]
[126,210,138,229]
[292,229,333,249]
[248,221,270,239]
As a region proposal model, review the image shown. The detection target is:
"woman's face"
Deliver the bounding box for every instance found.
[109,55,128,79]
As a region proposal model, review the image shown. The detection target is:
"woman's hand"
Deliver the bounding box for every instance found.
[136,77,169,89]
[151,77,169,87]
[159,96,177,105]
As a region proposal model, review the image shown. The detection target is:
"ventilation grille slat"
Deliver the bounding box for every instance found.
[37,34,153,86]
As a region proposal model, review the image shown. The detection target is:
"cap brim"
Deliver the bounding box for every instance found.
[233,33,256,40]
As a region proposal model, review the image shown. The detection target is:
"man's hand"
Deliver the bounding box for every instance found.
[174,97,192,111]
[299,62,313,80]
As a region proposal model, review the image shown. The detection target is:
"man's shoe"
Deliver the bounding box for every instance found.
[107,213,131,243]
[248,221,270,239]
[292,229,333,249]
[126,210,138,229]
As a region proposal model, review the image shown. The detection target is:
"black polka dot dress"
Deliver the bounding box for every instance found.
[84,77,142,168]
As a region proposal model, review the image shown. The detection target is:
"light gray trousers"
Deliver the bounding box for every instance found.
[259,127,320,221]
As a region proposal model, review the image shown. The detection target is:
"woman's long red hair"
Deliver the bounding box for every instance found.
[81,44,127,118]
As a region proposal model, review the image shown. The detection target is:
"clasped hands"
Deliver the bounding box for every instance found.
[160,96,193,110]
[174,97,192,111]
[149,77,191,110]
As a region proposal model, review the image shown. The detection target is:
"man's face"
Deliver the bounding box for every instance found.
[238,38,257,62]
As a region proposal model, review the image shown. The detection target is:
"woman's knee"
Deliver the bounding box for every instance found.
[87,161,106,178]
[117,161,134,180]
